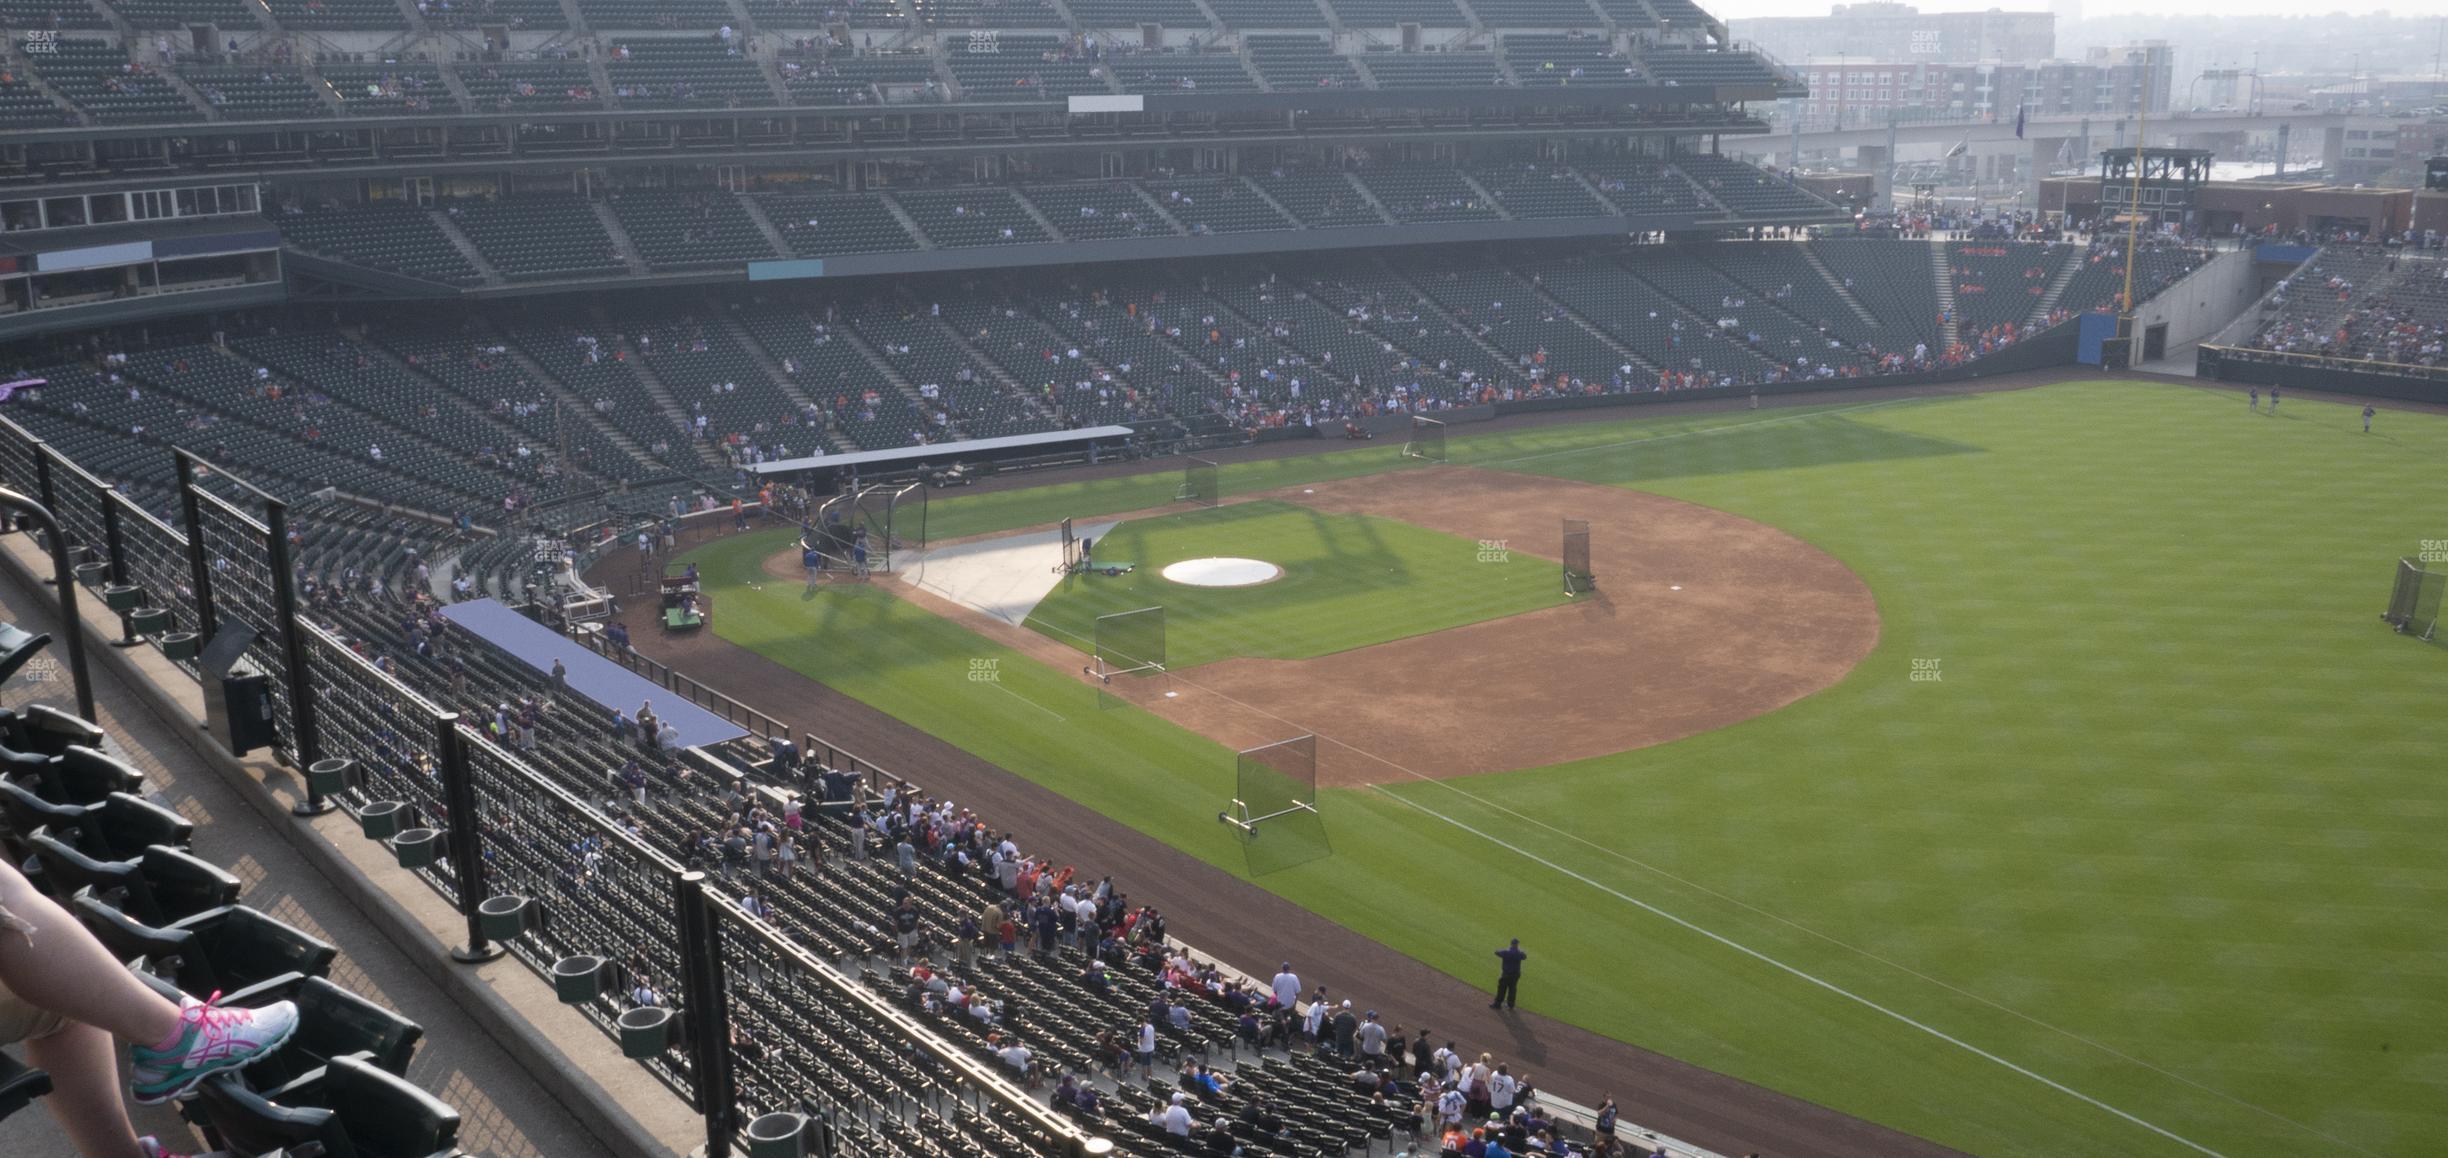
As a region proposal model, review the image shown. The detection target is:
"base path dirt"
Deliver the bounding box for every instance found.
[1110,465,1879,785]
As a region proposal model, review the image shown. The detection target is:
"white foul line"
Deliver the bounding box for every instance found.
[1366,784,2233,1158]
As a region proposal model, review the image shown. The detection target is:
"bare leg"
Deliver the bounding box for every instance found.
[23,1022,145,1158]
[0,860,182,1046]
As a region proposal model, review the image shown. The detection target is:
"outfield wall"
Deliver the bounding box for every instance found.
[2125,249,2266,356]
[2195,346,2448,404]
[1490,318,2084,419]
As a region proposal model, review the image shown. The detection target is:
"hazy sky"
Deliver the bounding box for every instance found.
[1715,0,2415,17]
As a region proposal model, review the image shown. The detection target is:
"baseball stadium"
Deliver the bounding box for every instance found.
[0,0,2441,1154]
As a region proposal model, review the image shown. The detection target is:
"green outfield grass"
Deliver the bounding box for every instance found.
[1022,499,1566,668]
[685,381,2448,1158]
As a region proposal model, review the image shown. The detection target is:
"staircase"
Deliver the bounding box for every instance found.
[718,316,856,454]
[1523,276,1659,375]
[589,201,652,276]
[1010,189,1066,243]
[427,210,505,284]
[834,324,937,416]
[1571,170,1623,216]
[1457,171,1511,220]
[1796,242,1881,329]
[1338,171,1397,225]
[737,195,793,257]
[1238,177,1302,229]
[926,314,1065,430]
[1930,240,1960,349]
[355,339,610,482]
[3,46,85,124]
[155,68,221,121]
[479,329,665,468]
[876,192,937,249]
[2024,247,2086,327]
[438,62,478,111]
[602,326,729,470]
[1384,262,1527,376]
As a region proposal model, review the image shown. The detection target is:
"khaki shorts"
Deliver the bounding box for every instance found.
[0,903,70,1046]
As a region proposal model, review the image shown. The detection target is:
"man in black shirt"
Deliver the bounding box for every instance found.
[1491,939,1526,1010]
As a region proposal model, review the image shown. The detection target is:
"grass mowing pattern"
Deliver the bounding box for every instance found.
[1023,500,1568,668]
[687,382,2448,1157]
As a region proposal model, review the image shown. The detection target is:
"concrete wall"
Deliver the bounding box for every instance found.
[2127,246,2262,352]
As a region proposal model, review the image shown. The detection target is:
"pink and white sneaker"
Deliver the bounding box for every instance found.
[128,990,300,1105]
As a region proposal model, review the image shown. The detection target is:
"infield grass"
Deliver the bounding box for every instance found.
[1022,499,1567,668]
[687,381,2448,1158]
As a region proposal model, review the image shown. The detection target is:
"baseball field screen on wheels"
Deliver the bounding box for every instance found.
[2384,557,2443,641]
[1563,518,1594,596]
[1403,415,1447,463]
[1085,605,1167,682]
[1178,457,1220,507]
[1221,734,1328,874]
[1055,517,1080,575]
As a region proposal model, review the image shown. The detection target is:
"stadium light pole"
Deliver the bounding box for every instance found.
[2120,48,2151,350]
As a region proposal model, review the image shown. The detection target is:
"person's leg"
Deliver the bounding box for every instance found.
[23,1022,145,1158]
[0,864,181,1046]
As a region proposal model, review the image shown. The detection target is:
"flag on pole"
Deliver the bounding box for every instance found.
[1944,137,1969,159]
[2015,104,2027,139]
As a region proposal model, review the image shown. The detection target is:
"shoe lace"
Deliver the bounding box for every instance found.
[182,990,247,1037]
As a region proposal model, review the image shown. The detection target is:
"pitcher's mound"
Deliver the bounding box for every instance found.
[1161,558,1284,588]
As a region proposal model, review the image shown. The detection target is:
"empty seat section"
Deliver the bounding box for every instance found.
[1578,154,1702,214]
[1356,165,1499,223]
[105,0,253,27]
[734,304,912,451]
[607,37,772,108]
[626,316,811,450]
[1326,0,1464,23]
[0,72,70,129]
[909,0,1066,26]
[579,0,733,27]
[1360,49,1500,88]
[1676,153,1836,217]
[1244,35,1360,88]
[1811,238,1943,349]
[1111,49,1259,93]
[1700,242,1880,348]
[1468,161,1608,219]
[263,0,410,29]
[1505,33,1640,85]
[504,323,690,456]
[184,68,329,120]
[606,189,775,268]
[1247,167,1383,228]
[1141,175,1293,234]
[848,304,1052,439]
[1635,249,1864,369]
[944,35,1108,98]
[447,194,625,281]
[0,0,108,28]
[422,0,567,27]
[1468,0,1600,26]
[1640,48,1782,88]
[1204,0,1328,26]
[1065,0,1203,25]
[1022,182,1172,241]
[758,190,923,256]
[276,202,483,286]
[780,53,937,105]
[32,40,197,125]
[744,0,908,26]
[889,186,1051,247]
[458,60,600,111]
[377,327,659,482]
[320,64,457,115]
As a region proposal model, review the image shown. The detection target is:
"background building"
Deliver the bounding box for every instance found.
[1734,3,2056,66]
[1787,43,2173,128]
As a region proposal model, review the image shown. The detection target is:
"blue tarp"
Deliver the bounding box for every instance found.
[437,598,748,750]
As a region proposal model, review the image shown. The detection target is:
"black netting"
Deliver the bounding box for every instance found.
[43,455,110,572]
[302,623,457,899]
[463,733,697,1102]
[114,498,198,648]
[0,418,41,500]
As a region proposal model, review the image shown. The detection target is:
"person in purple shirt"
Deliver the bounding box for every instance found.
[1490,939,1526,1010]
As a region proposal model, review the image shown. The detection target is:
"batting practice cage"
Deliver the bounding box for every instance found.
[1221,734,1329,875]
[1086,605,1167,683]
[1403,415,1447,463]
[2384,557,2443,641]
[806,481,927,573]
[1178,457,1220,507]
[1563,518,1595,596]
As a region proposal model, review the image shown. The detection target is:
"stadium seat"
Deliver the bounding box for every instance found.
[74,899,338,994]
[3,744,146,807]
[0,1050,52,1126]
[27,833,238,925]
[192,1054,460,1158]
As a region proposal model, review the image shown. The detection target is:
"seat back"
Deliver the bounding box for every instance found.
[28,746,143,806]
[244,978,426,1092]
[174,904,340,989]
[27,827,147,914]
[190,1072,353,1158]
[319,1053,459,1158]
[71,891,195,975]
[0,1048,53,1124]
[137,844,243,924]
[0,703,108,758]
[0,621,49,687]
[92,792,193,858]
[0,776,88,852]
